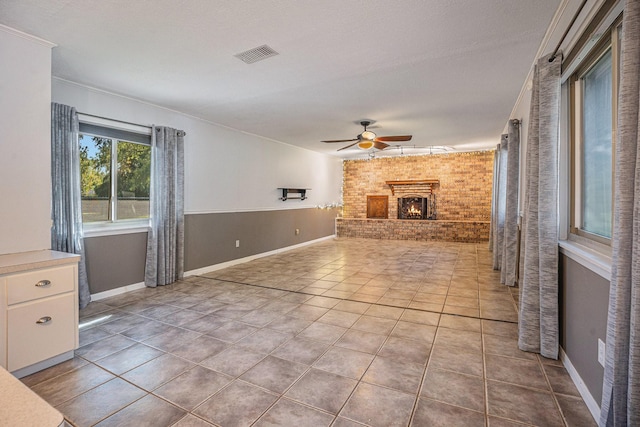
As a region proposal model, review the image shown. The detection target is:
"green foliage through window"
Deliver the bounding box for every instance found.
[79,131,151,223]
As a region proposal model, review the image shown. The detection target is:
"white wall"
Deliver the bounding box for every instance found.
[0,26,55,255]
[52,79,343,214]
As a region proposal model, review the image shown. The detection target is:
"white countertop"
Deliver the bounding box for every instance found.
[0,250,80,275]
[0,366,64,427]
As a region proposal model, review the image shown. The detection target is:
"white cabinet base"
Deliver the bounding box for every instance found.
[0,250,79,377]
[10,350,75,379]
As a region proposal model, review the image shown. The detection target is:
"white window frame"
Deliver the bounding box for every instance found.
[557,2,624,276]
[78,114,152,237]
[564,16,621,253]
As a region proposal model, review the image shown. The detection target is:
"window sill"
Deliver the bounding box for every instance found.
[558,239,611,281]
[82,220,150,238]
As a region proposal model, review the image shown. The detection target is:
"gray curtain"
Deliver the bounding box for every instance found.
[518,53,560,360]
[600,1,640,425]
[145,126,185,287]
[501,119,521,286]
[492,137,508,269]
[51,103,91,309]
[489,148,499,252]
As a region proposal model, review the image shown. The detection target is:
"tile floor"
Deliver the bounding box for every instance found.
[22,238,596,426]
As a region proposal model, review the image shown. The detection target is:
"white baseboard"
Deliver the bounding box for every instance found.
[560,347,601,423]
[90,281,146,301]
[184,235,336,277]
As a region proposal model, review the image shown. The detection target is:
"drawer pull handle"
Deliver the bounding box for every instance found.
[35,280,52,288]
[36,316,52,325]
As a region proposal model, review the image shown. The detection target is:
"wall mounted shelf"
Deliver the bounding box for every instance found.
[278,188,310,201]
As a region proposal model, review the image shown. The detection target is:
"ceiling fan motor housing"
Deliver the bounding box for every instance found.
[359,121,375,141]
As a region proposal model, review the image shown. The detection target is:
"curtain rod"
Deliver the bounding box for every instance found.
[549,0,588,62]
[78,112,186,136]
[78,112,150,129]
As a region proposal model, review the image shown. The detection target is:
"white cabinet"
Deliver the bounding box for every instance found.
[0,250,80,377]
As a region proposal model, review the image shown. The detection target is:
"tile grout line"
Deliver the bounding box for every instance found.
[197,275,518,325]
[328,311,402,427]
[406,315,442,427]
[481,318,491,427]
[243,306,378,427]
[478,244,492,427]
[537,354,570,427]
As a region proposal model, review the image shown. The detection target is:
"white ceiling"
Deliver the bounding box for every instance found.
[0,0,560,158]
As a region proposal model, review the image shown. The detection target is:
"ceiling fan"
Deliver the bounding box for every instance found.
[322,120,412,151]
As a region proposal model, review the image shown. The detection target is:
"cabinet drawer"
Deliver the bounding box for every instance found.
[7,293,77,372]
[6,265,75,305]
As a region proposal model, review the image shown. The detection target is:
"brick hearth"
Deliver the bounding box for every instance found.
[336,218,490,242]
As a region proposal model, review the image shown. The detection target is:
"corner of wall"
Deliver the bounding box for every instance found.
[0,26,54,255]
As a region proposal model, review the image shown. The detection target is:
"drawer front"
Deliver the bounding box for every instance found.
[7,293,77,372]
[6,265,75,305]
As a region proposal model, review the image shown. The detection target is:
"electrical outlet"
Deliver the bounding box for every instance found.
[235,240,240,248]
[598,339,606,367]
[295,228,300,235]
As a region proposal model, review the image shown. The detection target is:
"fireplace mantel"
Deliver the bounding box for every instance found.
[385,179,439,195]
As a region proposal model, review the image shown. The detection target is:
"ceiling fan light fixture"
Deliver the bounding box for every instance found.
[361,130,376,140]
[322,120,411,152]
[358,141,374,150]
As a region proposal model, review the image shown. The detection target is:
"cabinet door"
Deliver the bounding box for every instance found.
[7,293,76,372]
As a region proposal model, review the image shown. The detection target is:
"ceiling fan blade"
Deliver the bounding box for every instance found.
[373,141,389,150]
[322,138,358,143]
[337,141,360,151]
[375,135,413,142]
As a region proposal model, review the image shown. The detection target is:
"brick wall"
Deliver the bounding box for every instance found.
[342,151,494,221]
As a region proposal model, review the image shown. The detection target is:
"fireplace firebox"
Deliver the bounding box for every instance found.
[397,194,436,220]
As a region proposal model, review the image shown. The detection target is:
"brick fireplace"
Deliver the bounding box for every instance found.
[337,151,494,243]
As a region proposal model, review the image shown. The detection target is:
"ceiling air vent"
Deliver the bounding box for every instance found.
[234,44,279,64]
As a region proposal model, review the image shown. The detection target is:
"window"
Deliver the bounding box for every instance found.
[79,122,151,225]
[569,19,621,244]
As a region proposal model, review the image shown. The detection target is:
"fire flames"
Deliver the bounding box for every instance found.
[408,205,422,216]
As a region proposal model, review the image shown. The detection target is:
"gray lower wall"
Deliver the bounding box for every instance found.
[184,208,338,271]
[84,232,148,294]
[83,208,338,294]
[559,253,609,404]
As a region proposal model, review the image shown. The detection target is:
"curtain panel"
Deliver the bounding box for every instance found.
[600,0,640,424]
[501,119,521,286]
[145,126,185,287]
[51,103,91,309]
[518,53,561,360]
[489,148,499,252]
[492,136,508,270]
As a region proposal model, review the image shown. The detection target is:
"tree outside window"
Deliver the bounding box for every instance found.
[79,134,151,223]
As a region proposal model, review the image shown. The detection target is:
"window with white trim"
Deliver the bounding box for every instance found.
[569,18,621,245]
[79,122,152,225]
